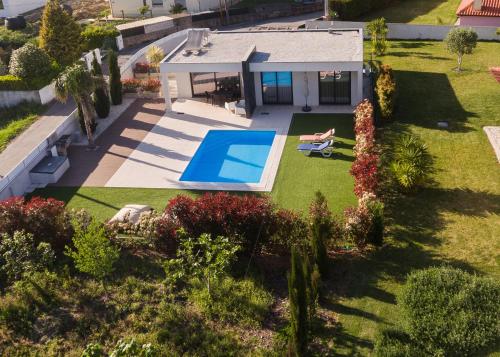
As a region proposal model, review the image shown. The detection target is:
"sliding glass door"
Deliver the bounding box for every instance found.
[261,72,293,105]
[319,71,351,105]
[190,72,241,97]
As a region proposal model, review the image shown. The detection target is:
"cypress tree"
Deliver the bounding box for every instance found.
[91,53,110,118]
[288,247,308,356]
[309,191,331,278]
[108,50,122,105]
[39,0,81,66]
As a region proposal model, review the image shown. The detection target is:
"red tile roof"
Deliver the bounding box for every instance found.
[457,0,500,16]
[490,67,500,83]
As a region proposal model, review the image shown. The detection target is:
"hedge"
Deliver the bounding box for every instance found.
[81,24,119,51]
[330,0,395,20]
[0,75,31,90]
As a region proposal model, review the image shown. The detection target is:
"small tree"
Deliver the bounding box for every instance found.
[376,64,396,120]
[108,50,122,105]
[39,0,82,66]
[55,64,97,148]
[163,232,239,299]
[65,218,120,284]
[139,5,150,18]
[288,246,308,356]
[91,52,110,118]
[367,18,388,57]
[309,191,331,278]
[445,27,478,71]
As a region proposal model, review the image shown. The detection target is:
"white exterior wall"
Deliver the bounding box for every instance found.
[176,72,192,98]
[110,0,221,17]
[0,0,46,17]
[306,20,500,41]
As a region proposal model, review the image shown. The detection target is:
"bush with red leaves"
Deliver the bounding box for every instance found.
[133,62,150,74]
[0,196,73,255]
[162,193,277,254]
[350,153,380,197]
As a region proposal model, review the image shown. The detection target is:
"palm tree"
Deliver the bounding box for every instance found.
[55,63,98,148]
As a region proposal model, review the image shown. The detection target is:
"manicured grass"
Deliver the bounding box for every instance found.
[271,113,357,215]
[361,0,461,24]
[0,103,45,153]
[35,113,357,220]
[328,40,500,355]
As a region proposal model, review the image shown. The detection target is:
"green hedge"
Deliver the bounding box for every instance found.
[331,0,395,20]
[81,24,119,51]
[0,75,30,90]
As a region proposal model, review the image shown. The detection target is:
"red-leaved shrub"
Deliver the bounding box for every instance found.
[0,196,73,255]
[134,62,150,74]
[350,152,380,197]
[163,193,275,253]
[140,78,161,92]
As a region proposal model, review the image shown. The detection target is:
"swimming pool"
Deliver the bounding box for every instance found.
[180,130,276,183]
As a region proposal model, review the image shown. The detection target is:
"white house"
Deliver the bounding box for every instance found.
[160,29,364,117]
[108,0,224,18]
[0,0,46,17]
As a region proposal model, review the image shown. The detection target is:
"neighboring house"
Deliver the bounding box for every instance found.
[456,0,500,26]
[108,0,225,18]
[160,29,364,117]
[0,0,46,17]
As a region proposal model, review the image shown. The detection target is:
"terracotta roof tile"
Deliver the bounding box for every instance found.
[457,0,500,17]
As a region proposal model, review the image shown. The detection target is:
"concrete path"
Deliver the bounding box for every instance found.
[0,100,75,179]
[55,99,165,186]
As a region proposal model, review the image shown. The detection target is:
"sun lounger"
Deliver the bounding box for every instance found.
[299,129,335,142]
[297,140,334,158]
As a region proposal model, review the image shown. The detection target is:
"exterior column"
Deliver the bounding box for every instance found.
[160,72,172,111]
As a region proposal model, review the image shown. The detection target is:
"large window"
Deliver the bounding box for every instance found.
[190,72,241,97]
[319,71,351,105]
[261,72,293,105]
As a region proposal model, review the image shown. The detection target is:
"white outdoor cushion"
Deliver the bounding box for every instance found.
[109,204,152,224]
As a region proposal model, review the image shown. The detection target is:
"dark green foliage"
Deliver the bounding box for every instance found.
[303,256,320,323]
[108,50,122,105]
[91,53,110,119]
[0,74,30,90]
[81,24,119,51]
[39,0,82,66]
[78,102,97,135]
[0,27,34,50]
[374,329,420,357]
[445,28,478,71]
[398,267,500,356]
[81,343,105,357]
[309,191,331,278]
[288,246,308,356]
[366,198,384,246]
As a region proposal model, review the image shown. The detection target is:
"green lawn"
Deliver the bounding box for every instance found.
[35,114,357,220]
[328,41,500,355]
[0,103,45,153]
[360,0,461,24]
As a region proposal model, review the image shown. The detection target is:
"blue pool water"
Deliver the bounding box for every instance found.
[180,130,276,183]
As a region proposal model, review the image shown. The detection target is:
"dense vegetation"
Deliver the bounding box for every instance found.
[0,102,45,153]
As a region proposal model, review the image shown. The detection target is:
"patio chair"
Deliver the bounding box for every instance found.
[297,139,334,158]
[235,100,246,116]
[299,128,335,142]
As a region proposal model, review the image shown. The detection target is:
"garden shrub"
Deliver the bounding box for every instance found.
[8,43,52,81]
[122,78,142,93]
[390,134,433,191]
[398,267,500,356]
[81,24,119,51]
[134,62,150,74]
[350,152,379,197]
[0,74,30,90]
[0,59,8,75]
[0,231,55,283]
[189,276,273,328]
[376,64,396,120]
[344,193,384,248]
[0,196,73,255]
[309,191,332,277]
[90,53,110,119]
[164,193,275,254]
[141,78,161,92]
[0,27,34,50]
[109,50,122,105]
[267,208,308,255]
[367,18,388,56]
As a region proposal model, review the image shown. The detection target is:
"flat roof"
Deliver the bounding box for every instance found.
[165,29,363,65]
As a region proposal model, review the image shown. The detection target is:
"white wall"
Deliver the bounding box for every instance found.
[306,20,500,41]
[1,0,46,17]
[110,0,221,17]
[0,82,55,109]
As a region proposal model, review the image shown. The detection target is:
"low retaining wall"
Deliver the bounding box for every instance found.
[0,82,56,109]
[305,20,500,41]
